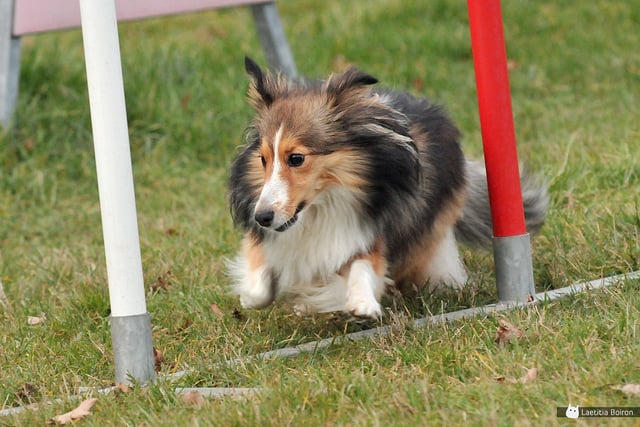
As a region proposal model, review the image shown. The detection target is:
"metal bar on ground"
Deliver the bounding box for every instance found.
[79,0,155,385]
[467,0,535,302]
[3,270,638,417]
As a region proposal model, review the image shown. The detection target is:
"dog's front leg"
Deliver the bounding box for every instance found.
[230,236,276,309]
[344,248,387,319]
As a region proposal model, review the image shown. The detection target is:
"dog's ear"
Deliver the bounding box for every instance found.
[245,56,274,108]
[324,67,378,103]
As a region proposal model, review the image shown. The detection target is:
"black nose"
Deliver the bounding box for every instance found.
[255,210,275,227]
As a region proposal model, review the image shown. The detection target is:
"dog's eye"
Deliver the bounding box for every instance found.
[287,153,305,167]
[259,155,266,168]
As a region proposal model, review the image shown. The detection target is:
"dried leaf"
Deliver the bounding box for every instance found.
[27,315,45,326]
[494,367,537,384]
[150,270,174,293]
[114,383,131,394]
[507,59,519,70]
[182,390,205,409]
[519,367,538,383]
[176,317,192,334]
[150,276,170,293]
[612,383,640,395]
[47,397,98,425]
[210,303,224,317]
[16,383,40,403]
[232,308,244,321]
[154,348,164,373]
[24,138,35,151]
[113,383,131,400]
[180,93,192,110]
[527,295,535,303]
[413,77,425,92]
[494,318,524,346]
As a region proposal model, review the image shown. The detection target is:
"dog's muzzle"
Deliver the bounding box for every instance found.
[254,202,305,232]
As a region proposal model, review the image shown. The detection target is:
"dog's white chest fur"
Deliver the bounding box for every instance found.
[229,186,381,315]
[263,187,375,289]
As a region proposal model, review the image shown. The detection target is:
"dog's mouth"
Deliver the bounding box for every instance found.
[275,202,306,233]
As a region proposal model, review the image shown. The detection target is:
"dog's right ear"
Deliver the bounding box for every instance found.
[245,56,274,108]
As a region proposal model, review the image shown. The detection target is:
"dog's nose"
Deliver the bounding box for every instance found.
[254,210,275,227]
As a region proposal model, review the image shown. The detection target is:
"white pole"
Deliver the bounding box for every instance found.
[79,0,154,385]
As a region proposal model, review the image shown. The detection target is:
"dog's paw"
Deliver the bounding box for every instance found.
[345,298,382,319]
[238,281,274,310]
[293,303,312,317]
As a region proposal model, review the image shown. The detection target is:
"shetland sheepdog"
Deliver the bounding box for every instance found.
[228,57,547,319]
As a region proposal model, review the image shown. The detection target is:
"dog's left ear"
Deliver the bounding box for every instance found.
[324,67,378,104]
[245,56,274,108]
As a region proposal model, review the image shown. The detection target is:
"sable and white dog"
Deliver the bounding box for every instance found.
[228,57,547,319]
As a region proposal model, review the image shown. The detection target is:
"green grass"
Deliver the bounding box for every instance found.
[1,0,639,425]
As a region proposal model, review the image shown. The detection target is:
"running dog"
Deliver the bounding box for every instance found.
[228,57,547,319]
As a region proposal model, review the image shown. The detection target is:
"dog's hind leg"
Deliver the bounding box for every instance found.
[290,275,348,316]
[426,226,468,290]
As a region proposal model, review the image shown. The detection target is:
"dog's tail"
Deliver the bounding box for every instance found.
[454,161,548,248]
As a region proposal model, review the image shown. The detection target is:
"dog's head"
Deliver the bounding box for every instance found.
[230,57,417,233]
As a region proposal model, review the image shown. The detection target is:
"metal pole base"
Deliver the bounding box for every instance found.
[493,233,535,302]
[111,313,156,385]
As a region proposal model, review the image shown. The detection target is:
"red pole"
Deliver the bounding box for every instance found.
[467,0,526,237]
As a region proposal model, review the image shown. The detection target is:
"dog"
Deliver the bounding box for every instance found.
[228,57,548,319]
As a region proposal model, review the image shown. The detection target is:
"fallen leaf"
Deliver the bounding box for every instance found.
[527,295,535,303]
[27,315,45,326]
[150,270,175,293]
[182,390,205,409]
[154,348,164,373]
[16,383,40,403]
[507,59,519,70]
[150,276,170,293]
[23,138,35,151]
[232,308,244,321]
[519,367,538,383]
[113,383,133,400]
[494,318,524,346]
[413,77,425,92]
[494,367,537,384]
[47,397,98,425]
[612,384,640,395]
[176,317,192,333]
[114,383,131,394]
[210,303,224,317]
[180,93,191,110]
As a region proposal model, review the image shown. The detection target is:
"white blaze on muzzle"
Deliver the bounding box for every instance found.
[254,125,291,229]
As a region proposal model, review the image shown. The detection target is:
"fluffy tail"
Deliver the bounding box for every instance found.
[454,161,548,248]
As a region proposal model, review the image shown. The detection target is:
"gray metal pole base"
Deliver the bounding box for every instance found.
[111,313,156,385]
[493,233,536,303]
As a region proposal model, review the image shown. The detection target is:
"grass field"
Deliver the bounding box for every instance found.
[1,0,639,425]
